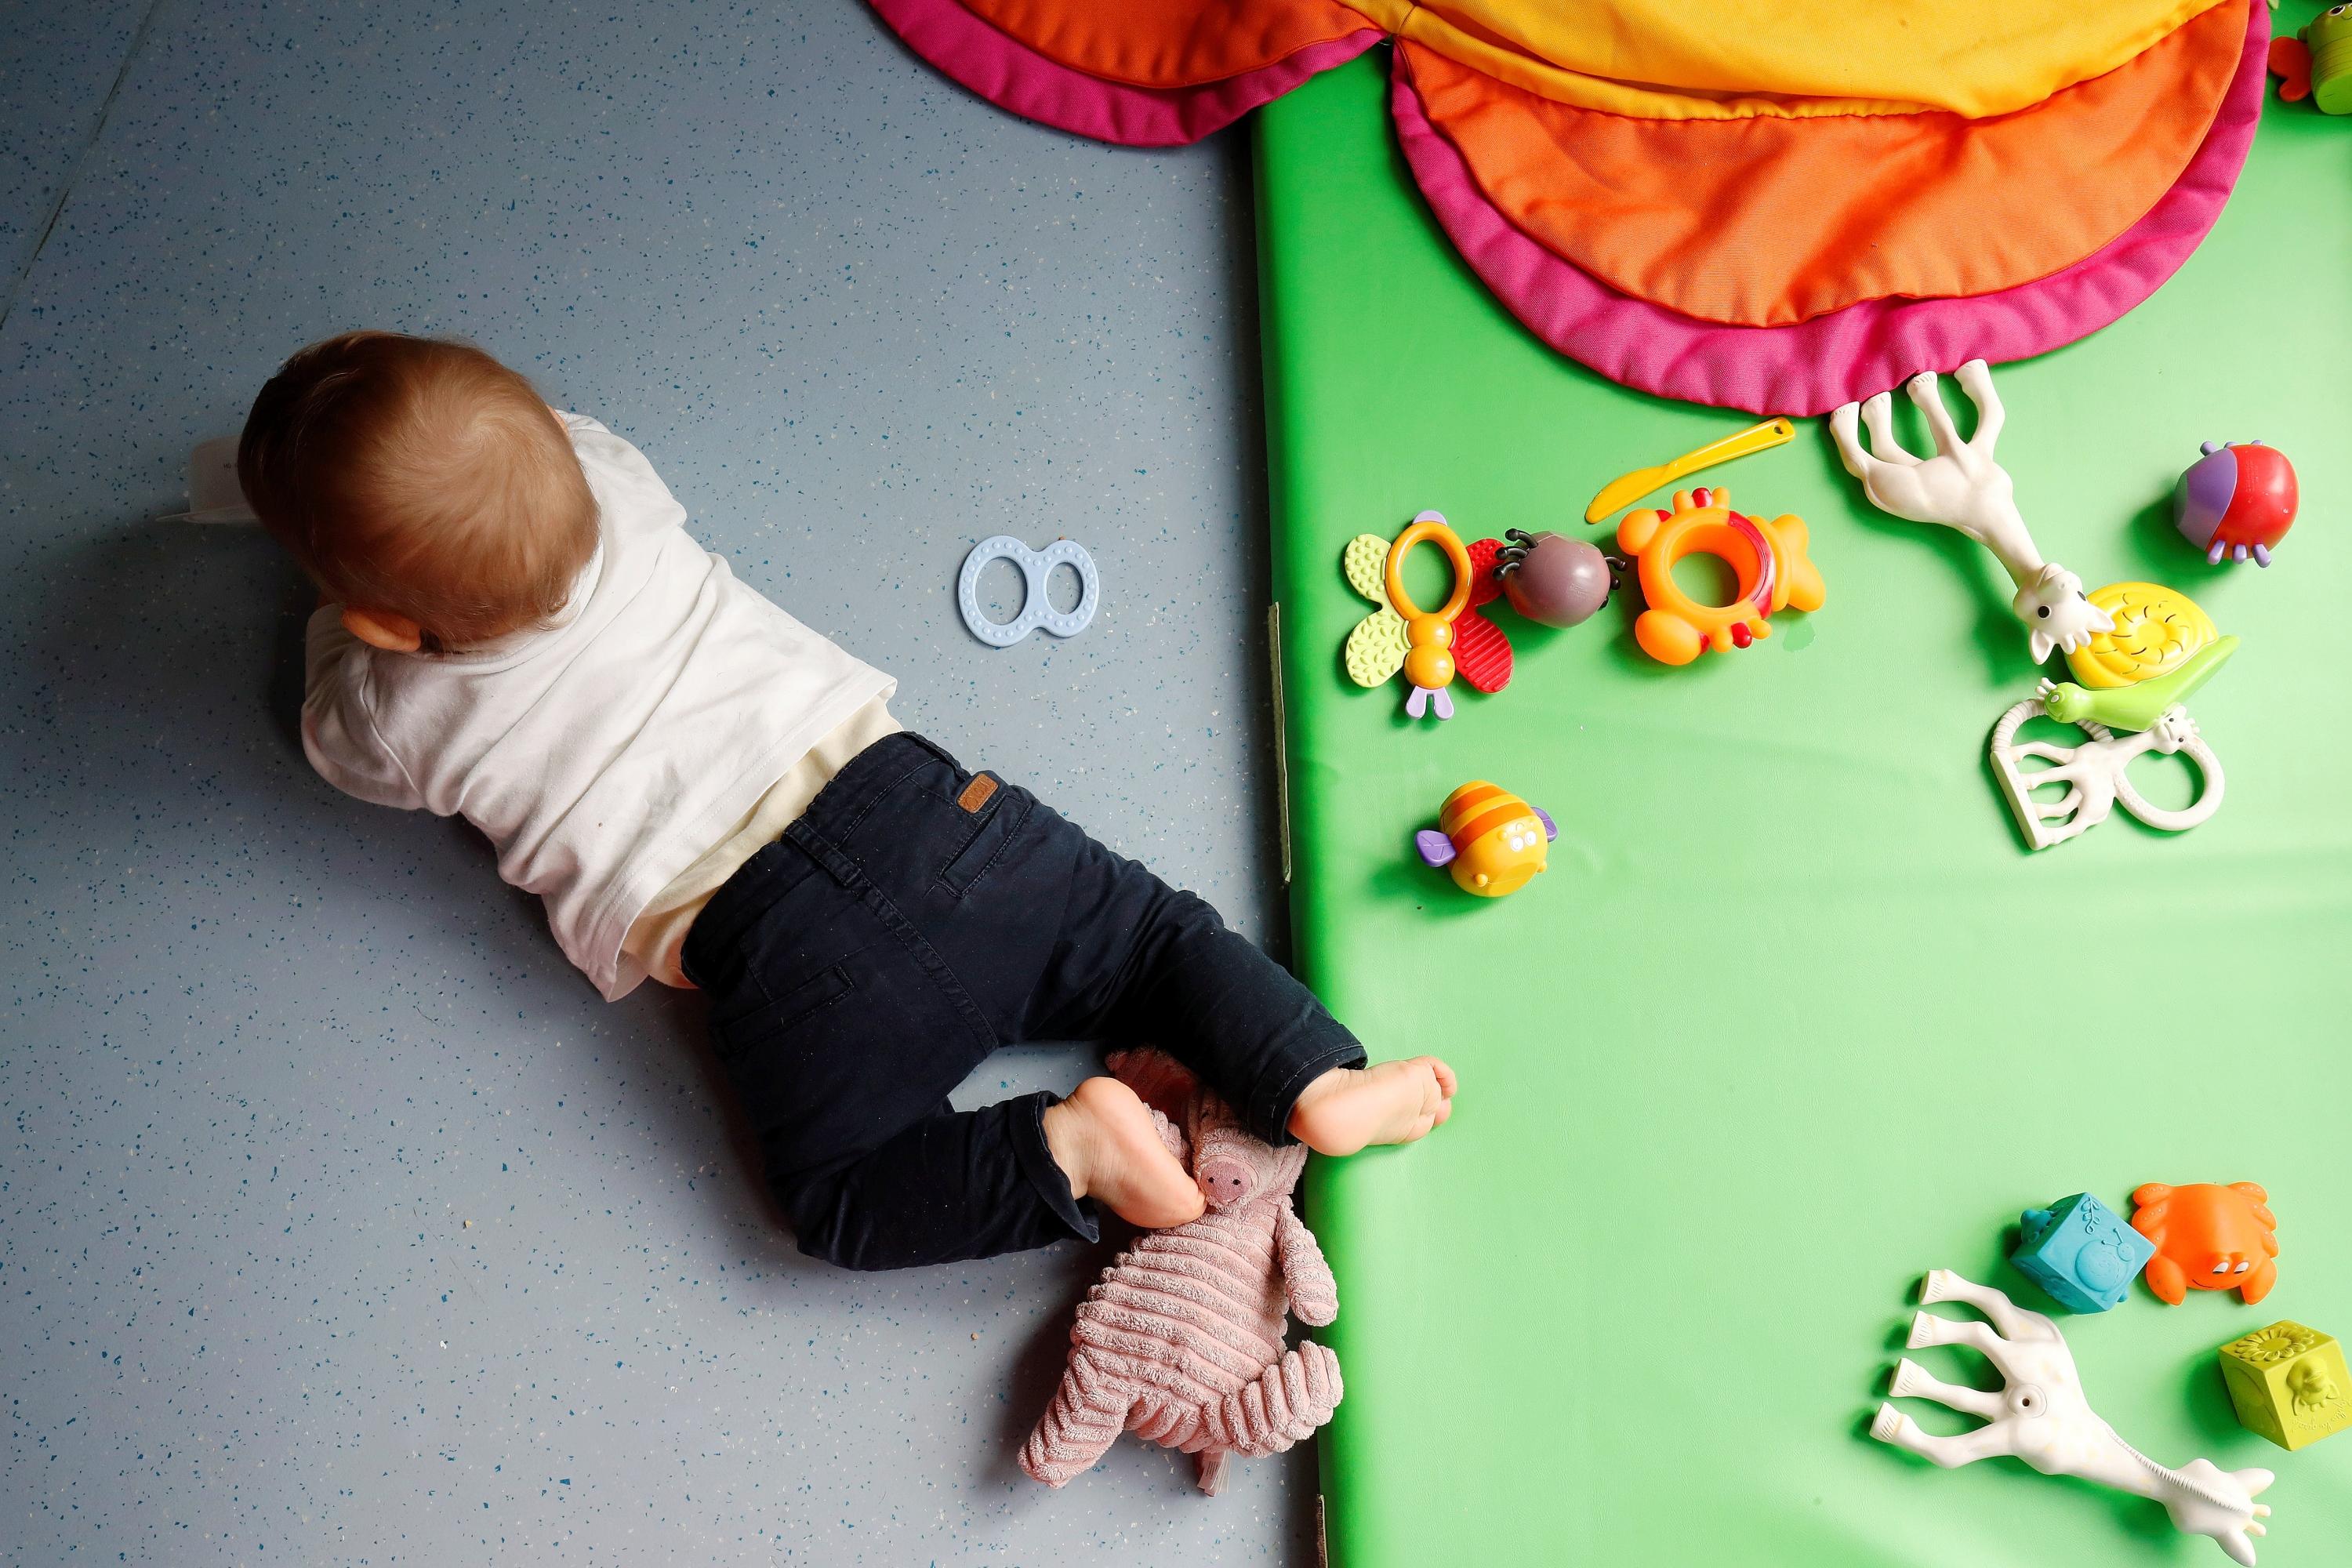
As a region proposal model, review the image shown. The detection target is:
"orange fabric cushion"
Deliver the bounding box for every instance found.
[1403,0,2244,326]
[958,0,1377,89]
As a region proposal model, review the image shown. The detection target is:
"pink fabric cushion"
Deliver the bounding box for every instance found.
[1388,0,2266,415]
[868,0,1381,148]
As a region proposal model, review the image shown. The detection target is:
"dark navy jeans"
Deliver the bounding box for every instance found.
[681,732,1364,1271]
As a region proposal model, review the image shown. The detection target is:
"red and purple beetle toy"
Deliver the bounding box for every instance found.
[2175,439,2299,567]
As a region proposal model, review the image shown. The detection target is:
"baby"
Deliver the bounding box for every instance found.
[244,331,1455,1270]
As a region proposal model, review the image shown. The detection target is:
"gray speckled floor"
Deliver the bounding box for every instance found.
[1,2,1305,1563]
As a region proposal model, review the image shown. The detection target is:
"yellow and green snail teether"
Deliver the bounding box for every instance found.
[2062,581,2218,689]
[1990,582,2238,852]
[2042,581,2237,730]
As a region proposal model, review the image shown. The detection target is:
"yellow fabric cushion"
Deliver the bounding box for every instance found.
[1352,0,2230,118]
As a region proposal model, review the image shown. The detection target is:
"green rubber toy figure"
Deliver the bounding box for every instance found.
[2307,5,2352,116]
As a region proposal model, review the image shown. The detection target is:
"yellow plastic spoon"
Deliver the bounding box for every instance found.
[1583,417,1795,523]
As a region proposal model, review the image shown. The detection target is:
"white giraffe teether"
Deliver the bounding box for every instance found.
[1829,360,2114,664]
[1873,1270,2276,1565]
[1988,698,2224,850]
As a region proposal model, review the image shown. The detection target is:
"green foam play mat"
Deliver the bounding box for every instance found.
[1256,37,2352,1568]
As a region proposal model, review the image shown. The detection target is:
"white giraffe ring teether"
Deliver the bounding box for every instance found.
[958,535,1101,647]
[1988,698,2224,851]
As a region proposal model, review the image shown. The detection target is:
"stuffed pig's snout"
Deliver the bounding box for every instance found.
[1196,1156,1254,1210]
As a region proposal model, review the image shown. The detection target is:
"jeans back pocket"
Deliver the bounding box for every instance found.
[710,961,855,1055]
[936,781,1032,898]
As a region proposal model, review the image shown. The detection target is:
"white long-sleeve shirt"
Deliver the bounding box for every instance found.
[300,411,894,999]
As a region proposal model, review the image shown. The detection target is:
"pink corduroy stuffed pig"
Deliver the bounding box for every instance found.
[1019,1047,1343,1495]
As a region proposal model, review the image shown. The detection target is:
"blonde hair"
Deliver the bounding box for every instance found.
[240,332,599,648]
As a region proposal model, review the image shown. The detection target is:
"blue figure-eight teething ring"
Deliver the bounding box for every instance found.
[958,535,1101,647]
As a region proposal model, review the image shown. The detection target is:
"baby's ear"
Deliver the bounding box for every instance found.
[1104,1047,1200,1124]
[342,605,425,652]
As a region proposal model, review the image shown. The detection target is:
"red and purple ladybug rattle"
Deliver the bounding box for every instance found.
[2175,440,2298,568]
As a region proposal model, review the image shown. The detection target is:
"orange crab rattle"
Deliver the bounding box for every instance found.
[1613,486,1824,666]
[2131,1181,2279,1305]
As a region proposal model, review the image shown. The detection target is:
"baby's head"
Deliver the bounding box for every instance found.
[241,331,597,652]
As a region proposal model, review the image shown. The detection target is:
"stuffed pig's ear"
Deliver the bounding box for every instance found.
[1104,1046,1200,1124]
[1148,1107,1189,1167]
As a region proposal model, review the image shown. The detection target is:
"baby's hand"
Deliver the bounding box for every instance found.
[1287,1057,1457,1156]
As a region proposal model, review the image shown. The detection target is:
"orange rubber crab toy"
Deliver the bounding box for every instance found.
[1613,486,1824,667]
[2130,1181,2278,1305]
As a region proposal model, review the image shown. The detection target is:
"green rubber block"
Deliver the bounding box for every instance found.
[1255,36,2352,1568]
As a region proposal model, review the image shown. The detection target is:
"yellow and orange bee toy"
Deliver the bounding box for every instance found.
[1414,781,1556,898]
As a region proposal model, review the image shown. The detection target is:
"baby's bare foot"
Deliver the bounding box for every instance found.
[1287,1057,1457,1156]
[1043,1076,1205,1229]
